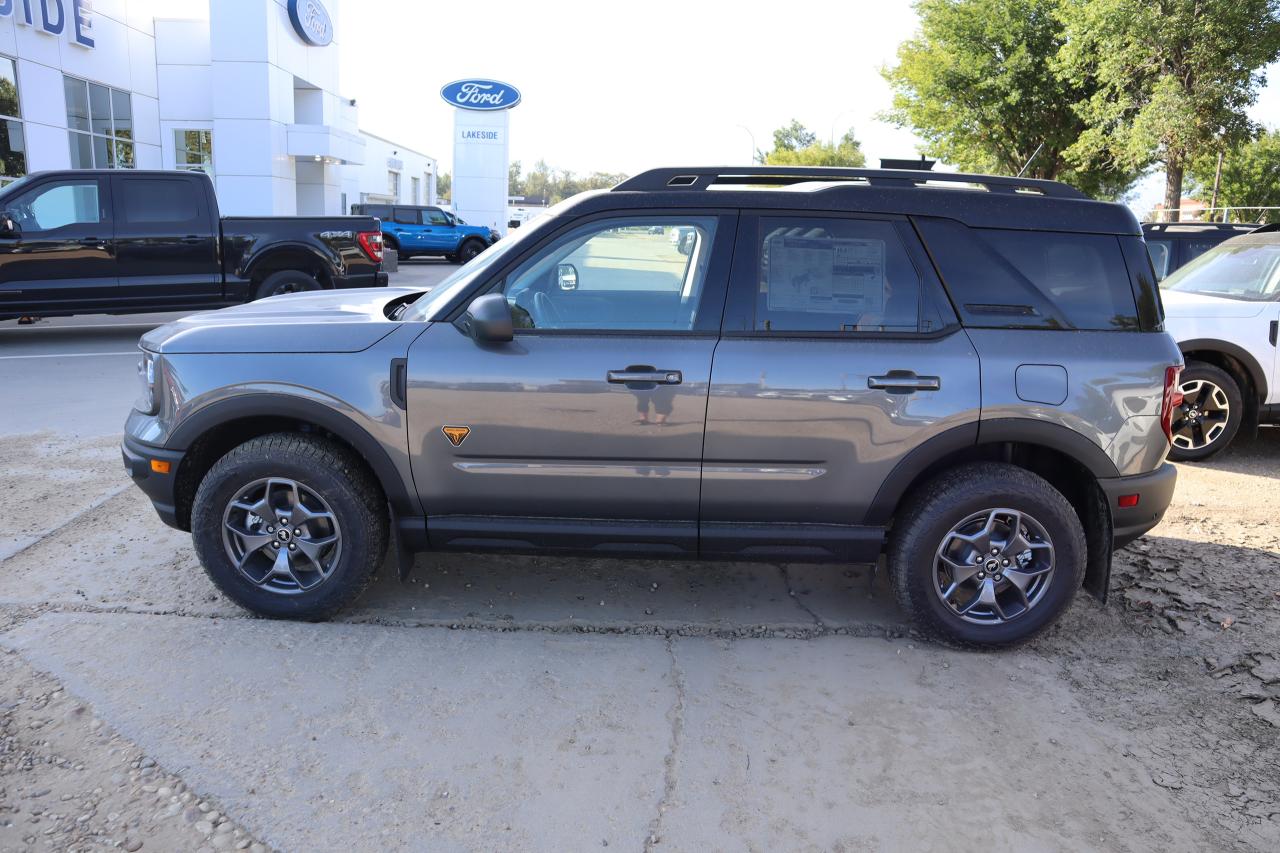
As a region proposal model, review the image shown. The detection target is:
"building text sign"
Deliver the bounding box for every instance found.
[440,79,521,111]
[1,0,95,47]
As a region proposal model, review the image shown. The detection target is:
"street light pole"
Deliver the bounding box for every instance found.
[736,124,756,164]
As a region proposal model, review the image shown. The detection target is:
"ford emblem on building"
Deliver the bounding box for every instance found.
[288,0,333,47]
[439,79,522,111]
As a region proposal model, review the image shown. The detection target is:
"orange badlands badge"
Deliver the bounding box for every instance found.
[441,425,471,447]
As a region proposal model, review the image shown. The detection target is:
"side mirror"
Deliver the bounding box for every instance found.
[557,263,578,291]
[458,292,513,343]
[0,213,17,237]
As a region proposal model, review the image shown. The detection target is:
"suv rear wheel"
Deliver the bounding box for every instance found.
[889,463,1085,648]
[1168,361,1242,462]
[191,433,388,619]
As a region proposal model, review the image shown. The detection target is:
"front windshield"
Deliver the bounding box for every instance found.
[1162,238,1280,301]
[403,218,547,321]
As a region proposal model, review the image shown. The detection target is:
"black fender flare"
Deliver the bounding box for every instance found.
[1177,337,1269,402]
[864,418,1118,525]
[165,393,419,518]
[242,242,338,285]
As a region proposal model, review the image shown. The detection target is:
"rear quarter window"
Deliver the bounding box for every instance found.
[914,218,1140,331]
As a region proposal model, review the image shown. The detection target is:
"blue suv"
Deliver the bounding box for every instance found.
[352,204,497,264]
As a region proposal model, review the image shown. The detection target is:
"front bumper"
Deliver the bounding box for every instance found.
[122,433,187,530]
[1099,462,1178,549]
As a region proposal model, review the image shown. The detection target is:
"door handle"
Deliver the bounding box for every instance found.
[180,235,203,244]
[867,372,941,392]
[607,368,682,385]
[78,237,107,246]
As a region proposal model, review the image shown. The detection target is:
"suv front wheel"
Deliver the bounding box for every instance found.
[191,433,388,619]
[1168,361,1242,462]
[889,463,1085,648]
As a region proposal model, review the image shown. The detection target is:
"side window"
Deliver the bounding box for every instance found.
[502,216,719,331]
[425,208,452,226]
[120,178,204,227]
[1184,240,1220,265]
[393,207,420,225]
[7,180,103,233]
[753,217,921,333]
[1146,239,1172,279]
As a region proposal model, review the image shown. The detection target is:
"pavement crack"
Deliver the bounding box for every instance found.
[779,564,826,629]
[0,483,132,564]
[645,636,685,851]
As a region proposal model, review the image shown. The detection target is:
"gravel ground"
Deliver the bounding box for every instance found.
[0,427,1277,850]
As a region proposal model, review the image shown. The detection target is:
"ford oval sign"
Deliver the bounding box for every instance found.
[440,79,521,111]
[288,0,333,47]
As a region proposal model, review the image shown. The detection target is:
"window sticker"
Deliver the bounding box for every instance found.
[766,234,886,314]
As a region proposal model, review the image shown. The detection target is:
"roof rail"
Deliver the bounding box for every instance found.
[1250,222,1280,234]
[612,166,1090,200]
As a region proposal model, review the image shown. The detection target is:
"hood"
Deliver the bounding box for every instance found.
[141,287,421,354]
[1159,287,1269,320]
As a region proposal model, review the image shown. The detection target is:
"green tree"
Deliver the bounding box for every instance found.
[760,122,866,167]
[435,172,450,203]
[508,160,524,198]
[882,0,1136,199]
[1058,0,1280,217]
[1189,129,1280,222]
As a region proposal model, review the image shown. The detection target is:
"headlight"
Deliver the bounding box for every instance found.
[136,350,158,415]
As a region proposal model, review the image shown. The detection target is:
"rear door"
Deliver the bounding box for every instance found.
[0,174,116,316]
[389,206,424,253]
[113,173,220,307]
[700,212,981,559]
[406,213,734,553]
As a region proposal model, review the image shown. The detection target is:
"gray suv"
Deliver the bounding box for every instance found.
[123,166,1182,647]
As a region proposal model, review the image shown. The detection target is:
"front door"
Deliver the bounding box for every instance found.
[113,174,221,307]
[0,175,116,317]
[406,213,735,553]
[700,213,982,560]
[421,206,456,253]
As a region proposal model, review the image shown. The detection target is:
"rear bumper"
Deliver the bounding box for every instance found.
[122,434,186,530]
[1099,462,1177,549]
[335,270,389,290]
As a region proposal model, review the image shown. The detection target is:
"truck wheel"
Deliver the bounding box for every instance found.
[1168,361,1242,462]
[456,239,485,264]
[889,463,1085,648]
[254,270,318,301]
[190,433,388,620]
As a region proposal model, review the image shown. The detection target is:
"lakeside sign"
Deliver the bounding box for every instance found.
[287,0,333,47]
[0,0,95,48]
[440,79,521,111]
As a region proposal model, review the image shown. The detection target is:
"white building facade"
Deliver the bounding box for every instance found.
[0,0,434,215]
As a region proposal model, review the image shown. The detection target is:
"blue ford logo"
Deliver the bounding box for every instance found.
[288,0,333,47]
[440,79,521,111]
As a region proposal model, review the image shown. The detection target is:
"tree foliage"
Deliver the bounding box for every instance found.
[1057,0,1280,213]
[509,159,628,204]
[1189,129,1280,222]
[435,171,450,203]
[760,122,866,167]
[882,0,1136,199]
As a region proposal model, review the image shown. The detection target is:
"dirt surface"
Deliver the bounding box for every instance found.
[0,427,1277,850]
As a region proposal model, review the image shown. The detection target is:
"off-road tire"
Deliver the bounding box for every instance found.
[253,269,319,301]
[889,463,1086,649]
[456,239,485,263]
[191,433,388,620]
[1168,361,1243,463]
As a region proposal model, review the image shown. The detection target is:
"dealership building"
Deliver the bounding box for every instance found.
[0,0,436,215]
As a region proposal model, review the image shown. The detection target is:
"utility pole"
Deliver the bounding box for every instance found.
[736,125,756,165]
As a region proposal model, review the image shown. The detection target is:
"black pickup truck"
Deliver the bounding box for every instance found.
[0,169,387,322]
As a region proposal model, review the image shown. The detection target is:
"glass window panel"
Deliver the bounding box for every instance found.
[114,140,135,169]
[111,89,131,140]
[64,77,89,132]
[0,119,25,177]
[0,57,19,119]
[9,180,100,231]
[69,131,92,169]
[120,178,200,224]
[92,134,112,169]
[88,83,112,136]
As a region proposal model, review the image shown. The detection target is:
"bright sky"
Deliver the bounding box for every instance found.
[158,0,1279,215]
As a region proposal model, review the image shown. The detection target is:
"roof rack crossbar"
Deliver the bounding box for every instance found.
[612,166,1089,199]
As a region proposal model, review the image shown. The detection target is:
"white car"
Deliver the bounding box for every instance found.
[1159,226,1280,461]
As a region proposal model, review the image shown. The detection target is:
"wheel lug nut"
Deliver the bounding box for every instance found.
[977,572,986,579]
[267,526,275,533]
[994,574,1003,581]
[288,543,296,551]
[271,542,280,549]
[294,528,301,535]
[1002,559,1010,566]
[990,548,999,555]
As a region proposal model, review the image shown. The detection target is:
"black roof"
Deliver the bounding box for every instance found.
[596,167,1139,235]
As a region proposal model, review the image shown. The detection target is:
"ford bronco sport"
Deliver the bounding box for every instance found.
[123,166,1182,647]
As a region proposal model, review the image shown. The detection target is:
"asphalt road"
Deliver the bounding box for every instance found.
[0,260,454,436]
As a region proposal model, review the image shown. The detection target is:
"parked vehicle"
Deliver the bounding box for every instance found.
[124,166,1182,647]
[0,170,386,322]
[351,203,497,263]
[1159,225,1280,461]
[1142,222,1258,280]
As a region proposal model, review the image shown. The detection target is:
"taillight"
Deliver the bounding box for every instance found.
[1160,365,1184,443]
[357,230,383,263]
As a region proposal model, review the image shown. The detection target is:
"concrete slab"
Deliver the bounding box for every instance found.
[3,612,675,852]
